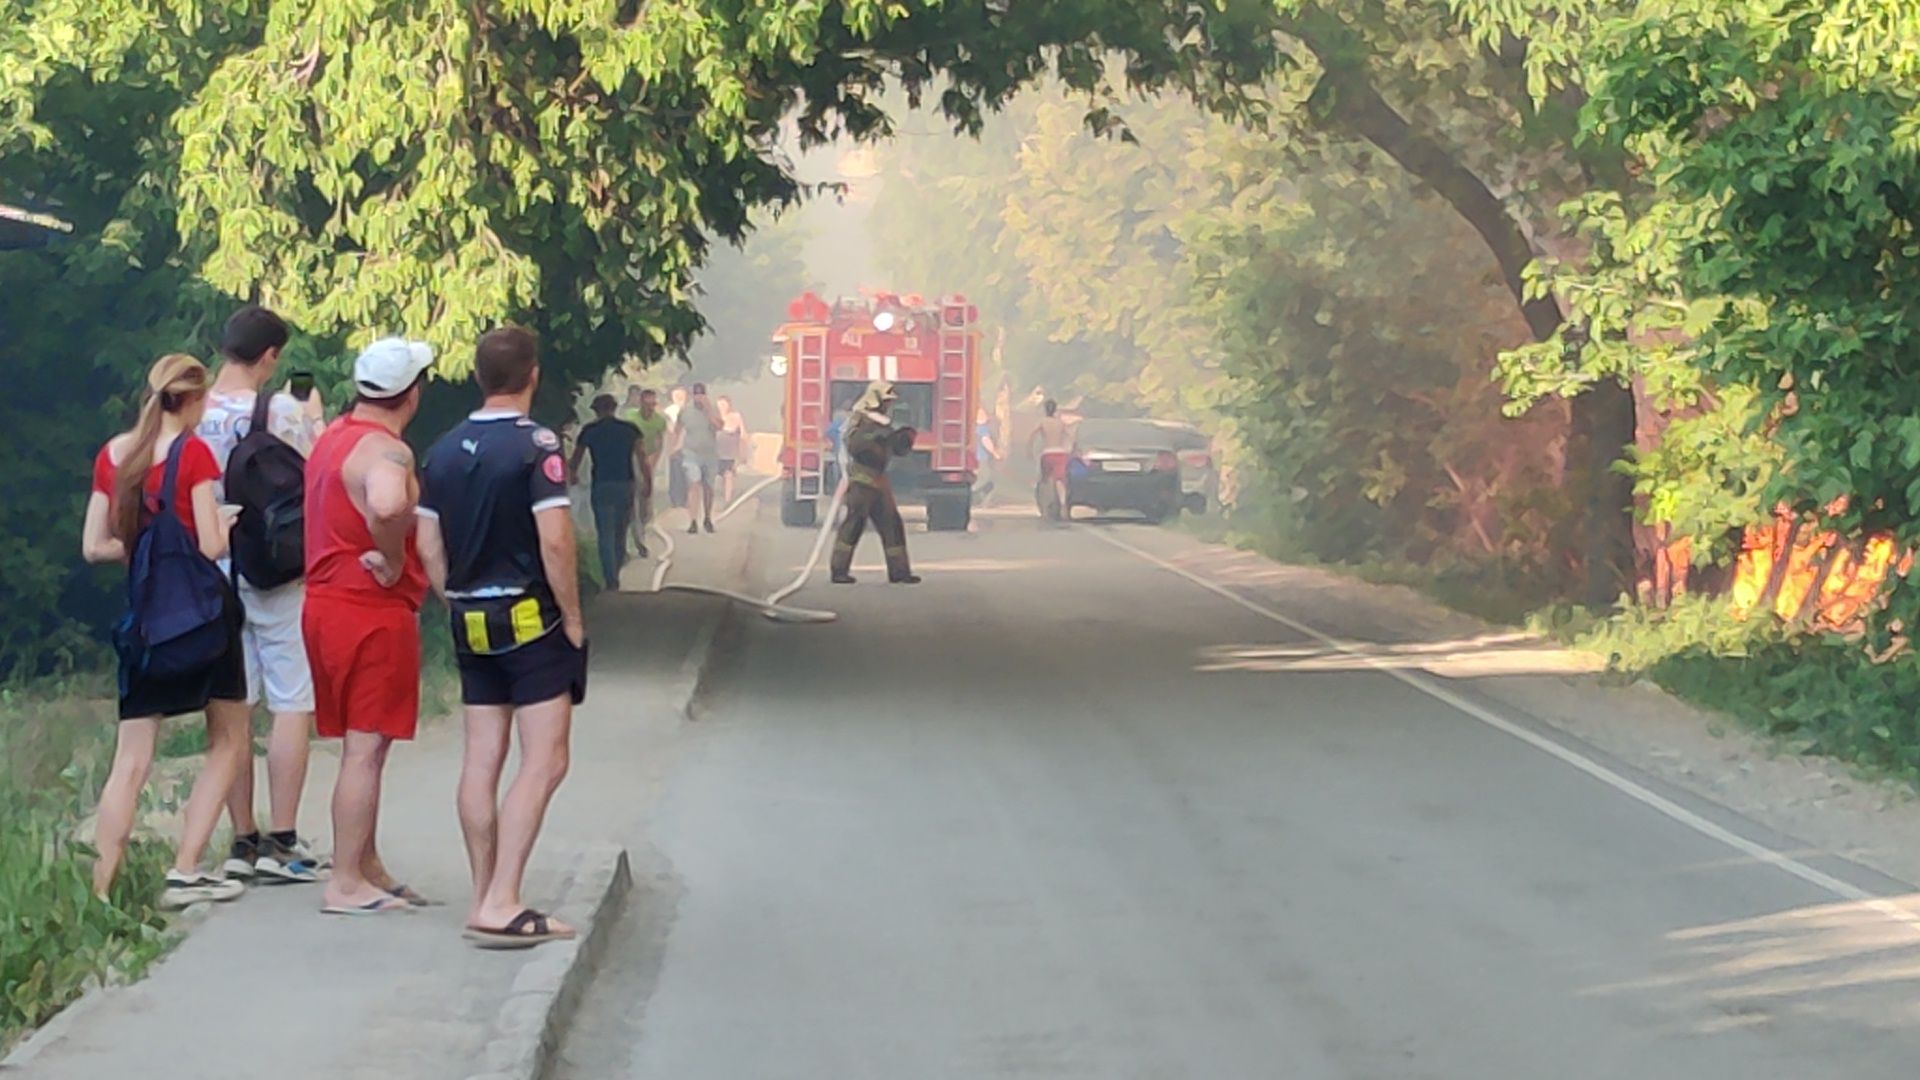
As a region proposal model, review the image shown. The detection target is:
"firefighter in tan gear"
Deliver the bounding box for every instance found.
[830,381,921,585]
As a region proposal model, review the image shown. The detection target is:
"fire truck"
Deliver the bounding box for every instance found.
[772,290,980,531]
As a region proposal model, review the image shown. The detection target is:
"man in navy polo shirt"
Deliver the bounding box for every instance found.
[416,326,585,949]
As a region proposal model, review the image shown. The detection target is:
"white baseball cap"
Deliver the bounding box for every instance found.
[353,338,434,399]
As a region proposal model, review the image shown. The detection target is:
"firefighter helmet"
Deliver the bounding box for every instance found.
[853,379,899,415]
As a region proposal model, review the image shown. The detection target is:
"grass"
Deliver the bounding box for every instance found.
[0,682,176,1053]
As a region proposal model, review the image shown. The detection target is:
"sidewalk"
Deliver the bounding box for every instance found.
[8,513,758,1080]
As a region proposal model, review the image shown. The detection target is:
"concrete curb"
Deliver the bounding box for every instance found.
[676,497,758,722]
[466,843,633,1080]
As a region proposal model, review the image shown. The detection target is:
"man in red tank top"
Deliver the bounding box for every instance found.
[303,338,433,915]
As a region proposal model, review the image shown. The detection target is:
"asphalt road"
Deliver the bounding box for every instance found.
[554,504,1920,1079]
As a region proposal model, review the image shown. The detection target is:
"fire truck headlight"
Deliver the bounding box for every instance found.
[769,354,789,378]
[872,310,896,333]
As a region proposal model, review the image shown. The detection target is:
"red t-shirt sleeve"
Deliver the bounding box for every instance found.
[178,436,220,494]
[92,443,115,496]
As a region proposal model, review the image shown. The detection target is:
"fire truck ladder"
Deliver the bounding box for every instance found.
[793,329,828,501]
[935,328,970,471]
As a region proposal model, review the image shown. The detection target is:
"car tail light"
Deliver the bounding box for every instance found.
[1154,451,1179,472]
[1179,450,1211,469]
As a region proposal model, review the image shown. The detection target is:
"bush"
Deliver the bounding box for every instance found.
[1652,641,1920,787]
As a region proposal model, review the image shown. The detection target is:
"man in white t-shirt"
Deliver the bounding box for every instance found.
[662,385,690,511]
[671,382,723,534]
[197,305,328,884]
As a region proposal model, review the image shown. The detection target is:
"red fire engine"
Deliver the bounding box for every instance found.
[773,290,980,531]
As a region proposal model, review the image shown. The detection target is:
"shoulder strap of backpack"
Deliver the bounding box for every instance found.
[248,388,275,444]
[154,433,190,515]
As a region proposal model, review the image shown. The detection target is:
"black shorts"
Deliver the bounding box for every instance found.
[456,630,588,708]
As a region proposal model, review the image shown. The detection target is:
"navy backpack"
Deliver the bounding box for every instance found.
[115,436,231,681]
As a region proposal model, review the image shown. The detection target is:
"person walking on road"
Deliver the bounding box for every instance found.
[672,382,723,535]
[1028,398,1072,523]
[569,394,645,590]
[663,385,690,512]
[715,394,749,506]
[830,380,920,585]
[623,388,665,557]
[417,326,586,950]
[973,405,1004,507]
[82,354,253,909]
[304,338,435,916]
[198,305,327,885]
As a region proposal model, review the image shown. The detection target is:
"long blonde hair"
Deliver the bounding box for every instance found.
[111,354,210,546]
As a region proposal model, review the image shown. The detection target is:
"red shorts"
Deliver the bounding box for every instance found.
[1041,451,1070,482]
[303,594,421,741]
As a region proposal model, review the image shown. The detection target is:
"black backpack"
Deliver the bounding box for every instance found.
[224,390,307,589]
[115,437,232,680]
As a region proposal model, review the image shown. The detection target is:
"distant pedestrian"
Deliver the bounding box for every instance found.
[716,394,749,506]
[1029,399,1072,523]
[569,394,645,590]
[198,305,326,885]
[825,406,850,496]
[624,388,666,555]
[664,385,690,510]
[304,338,435,916]
[418,326,585,949]
[82,354,251,908]
[973,406,1003,506]
[673,382,723,534]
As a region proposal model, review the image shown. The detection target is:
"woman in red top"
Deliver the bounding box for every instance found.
[81,354,251,908]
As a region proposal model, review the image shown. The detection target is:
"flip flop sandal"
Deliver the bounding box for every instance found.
[387,884,443,907]
[322,896,415,916]
[464,909,577,950]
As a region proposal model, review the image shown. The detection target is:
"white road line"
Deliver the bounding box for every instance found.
[1088,526,1920,934]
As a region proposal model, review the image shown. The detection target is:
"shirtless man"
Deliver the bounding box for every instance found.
[1027,399,1073,522]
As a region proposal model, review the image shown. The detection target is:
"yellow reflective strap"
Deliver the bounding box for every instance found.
[511,598,544,646]
[463,610,491,654]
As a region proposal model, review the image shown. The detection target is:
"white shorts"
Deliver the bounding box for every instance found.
[237,578,316,713]
[682,454,720,483]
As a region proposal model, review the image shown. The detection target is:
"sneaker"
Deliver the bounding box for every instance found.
[161,871,246,910]
[284,835,332,871]
[889,574,923,585]
[687,522,699,535]
[703,519,715,534]
[254,836,322,884]
[636,543,650,559]
[223,836,259,881]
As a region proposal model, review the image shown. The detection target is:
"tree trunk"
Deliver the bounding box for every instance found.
[1297,13,1639,607]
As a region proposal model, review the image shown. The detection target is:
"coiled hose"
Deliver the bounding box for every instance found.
[644,473,846,623]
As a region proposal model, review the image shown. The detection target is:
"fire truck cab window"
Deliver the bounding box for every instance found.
[831,381,933,435]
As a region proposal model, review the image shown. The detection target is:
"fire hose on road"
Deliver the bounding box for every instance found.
[643,473,846,623]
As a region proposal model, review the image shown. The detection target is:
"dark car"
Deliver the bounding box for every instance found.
[1143,420,1219,514]
[1065,418,1184,522]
